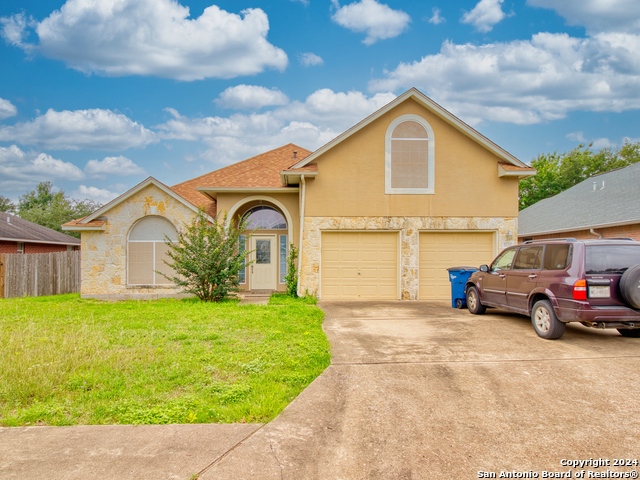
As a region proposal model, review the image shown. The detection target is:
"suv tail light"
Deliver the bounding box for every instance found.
[573,279,587,300]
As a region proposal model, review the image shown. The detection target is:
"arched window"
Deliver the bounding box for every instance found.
[128,216,178,285]
[243,206,287,230]
[385,115,435,194]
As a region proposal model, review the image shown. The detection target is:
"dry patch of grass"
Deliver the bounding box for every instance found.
[0,294,329,426]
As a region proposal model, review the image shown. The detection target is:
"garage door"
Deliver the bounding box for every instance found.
[419,232,494,300]
[322,232,398,300]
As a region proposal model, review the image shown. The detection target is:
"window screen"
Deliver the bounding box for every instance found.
[128,216,177,285]
[390,121,429,189]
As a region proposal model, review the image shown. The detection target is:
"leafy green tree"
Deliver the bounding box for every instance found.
[161,210,251,302]
[519,141,640,210]
[284,243,299,297]
[0,195,16,213]
[16,182,101,237]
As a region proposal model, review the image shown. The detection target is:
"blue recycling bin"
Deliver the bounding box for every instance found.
[447,267,478,309]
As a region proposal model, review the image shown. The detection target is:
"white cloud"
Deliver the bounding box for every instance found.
[84,155,145,176]
[566,131,614,150]
[0,108,156,150]
[158,88,396,165]
[527,0,640,34]
[429,8,445,25]
[461,0,507,33]
[75,185,121,203]
[369,33,640,125]
[0,98,17,120]
[215,85,289,110]
[0,12,30,47]
[331,0,411,45]
[299,52,324,67]
[0,145,84,184]
[3,0,287,81]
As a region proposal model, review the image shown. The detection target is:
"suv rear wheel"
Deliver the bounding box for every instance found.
[531,299,566,340]
[466,286,486,315]
[620,264,640,309]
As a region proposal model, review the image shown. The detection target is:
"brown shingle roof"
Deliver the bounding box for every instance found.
[1,212,81,245]
[62,218,106,229]
[170,144,311,215]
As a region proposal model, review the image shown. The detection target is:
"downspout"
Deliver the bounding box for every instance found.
[590,228,603,239]
[297,175,306,297]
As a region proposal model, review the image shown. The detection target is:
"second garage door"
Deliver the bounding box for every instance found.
[321,232,398,300]
[419,232,495,300]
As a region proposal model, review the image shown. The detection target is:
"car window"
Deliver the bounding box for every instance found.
[543,244,571,270]
[491,248,516,271]
[586,245,640,274]
[513,246,543,269]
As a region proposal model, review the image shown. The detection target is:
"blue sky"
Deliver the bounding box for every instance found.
[1,0,639,204]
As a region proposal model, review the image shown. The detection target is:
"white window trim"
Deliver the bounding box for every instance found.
[385,114,435,195]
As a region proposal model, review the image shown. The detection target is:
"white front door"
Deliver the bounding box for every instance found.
[250,235,277,290]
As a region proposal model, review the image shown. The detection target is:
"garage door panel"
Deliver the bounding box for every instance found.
[322,232,398,300]
[419,232,494,301]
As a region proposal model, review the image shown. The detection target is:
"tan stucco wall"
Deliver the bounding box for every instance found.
[299,216,517,300]
[304,98,520,218]
[80,184,197,298]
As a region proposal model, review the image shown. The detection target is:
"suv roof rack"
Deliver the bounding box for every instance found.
[523,238,577,244]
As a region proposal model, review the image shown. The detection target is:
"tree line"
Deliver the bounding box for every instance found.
[0,182,100,238]
[518,141,640,210]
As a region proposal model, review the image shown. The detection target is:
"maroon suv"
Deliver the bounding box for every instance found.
[465,238,640,339]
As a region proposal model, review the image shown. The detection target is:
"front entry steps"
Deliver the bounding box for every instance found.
[238,290,273,305]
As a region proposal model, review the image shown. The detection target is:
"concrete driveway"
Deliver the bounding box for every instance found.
[204,302,640,479]
[2,302,639,479]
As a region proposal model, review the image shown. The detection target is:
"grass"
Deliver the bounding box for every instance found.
[0,294,330,427]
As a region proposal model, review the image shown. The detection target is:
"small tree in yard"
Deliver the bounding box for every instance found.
[162,210,250,302]
[284,243,299,297]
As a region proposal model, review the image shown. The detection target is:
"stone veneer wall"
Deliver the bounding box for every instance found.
[300,216,517,300]
[81,184,197,299]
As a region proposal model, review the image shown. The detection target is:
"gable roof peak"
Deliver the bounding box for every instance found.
[290,87,532,172]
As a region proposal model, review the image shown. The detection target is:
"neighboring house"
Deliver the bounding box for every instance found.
[63,88,534,301]
[0,212,80,254]
[519,162,640,242]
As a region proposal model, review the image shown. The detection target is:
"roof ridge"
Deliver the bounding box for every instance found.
[171,143,311,188]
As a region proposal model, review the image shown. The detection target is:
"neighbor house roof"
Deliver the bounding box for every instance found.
[291,88,535,179]
[519,162,640,236]
[0,212,80,245]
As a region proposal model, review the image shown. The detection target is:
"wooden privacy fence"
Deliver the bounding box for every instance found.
[0,250,81,298]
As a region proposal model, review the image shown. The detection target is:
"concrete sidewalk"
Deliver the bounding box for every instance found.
[2,302,640,479]
[0,424,262,480]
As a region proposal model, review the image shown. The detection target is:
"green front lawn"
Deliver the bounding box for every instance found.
[0,294,330,426]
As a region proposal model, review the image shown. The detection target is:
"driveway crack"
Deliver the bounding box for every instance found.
[193,424,265,478]
[269,439,285,480]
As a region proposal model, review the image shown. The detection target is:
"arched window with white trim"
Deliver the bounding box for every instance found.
[243,206,287,230]
[127,216,178,285]
[385,114,435,194]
